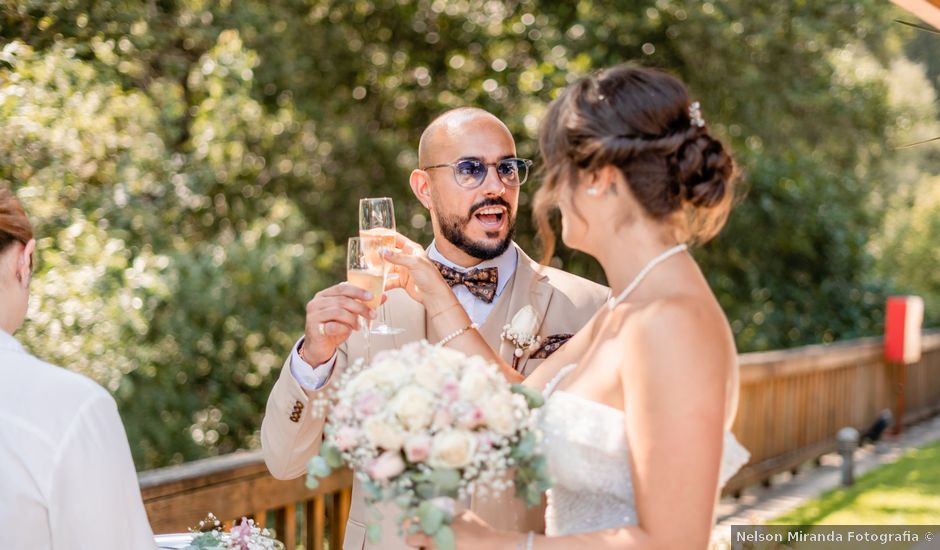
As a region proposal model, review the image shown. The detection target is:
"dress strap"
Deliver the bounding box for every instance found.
[542,364,577,398]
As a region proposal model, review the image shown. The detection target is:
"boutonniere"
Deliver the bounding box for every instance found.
[502,305,541,371]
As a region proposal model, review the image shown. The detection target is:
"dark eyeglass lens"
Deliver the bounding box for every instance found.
[500,160,527,184]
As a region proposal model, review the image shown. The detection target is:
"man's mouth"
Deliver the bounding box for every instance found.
[472,205,508,229]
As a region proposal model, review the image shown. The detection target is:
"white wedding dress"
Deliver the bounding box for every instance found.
[538,364,751,536]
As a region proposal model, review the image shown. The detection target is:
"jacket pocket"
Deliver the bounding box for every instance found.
[343,518,367,550]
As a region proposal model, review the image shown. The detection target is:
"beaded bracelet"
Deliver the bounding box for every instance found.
[437,322,479,347]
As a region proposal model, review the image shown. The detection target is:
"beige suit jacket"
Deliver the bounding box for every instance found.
[261,244,609,549]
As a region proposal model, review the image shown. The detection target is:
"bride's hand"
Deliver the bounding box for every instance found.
[383,232,457,314]
[403,511,510,550]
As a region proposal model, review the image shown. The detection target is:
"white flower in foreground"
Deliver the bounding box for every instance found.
[429,429,478,469]
[459,367,491,401]
[391,386,435,431]
[364,417,405,451]
[483,393,517,435]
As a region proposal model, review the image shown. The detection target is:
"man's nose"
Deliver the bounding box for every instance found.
[480,165,506,196]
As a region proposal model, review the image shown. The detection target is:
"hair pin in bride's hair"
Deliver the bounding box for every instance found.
[689,101,705,128]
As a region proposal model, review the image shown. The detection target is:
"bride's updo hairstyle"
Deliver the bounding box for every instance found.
[534,65,736,261]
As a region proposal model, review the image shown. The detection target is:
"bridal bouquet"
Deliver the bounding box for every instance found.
[306,341,550,550]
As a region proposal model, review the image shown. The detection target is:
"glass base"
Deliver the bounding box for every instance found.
[370,323,405,335]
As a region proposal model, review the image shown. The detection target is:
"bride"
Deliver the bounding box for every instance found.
[386,64,748,549]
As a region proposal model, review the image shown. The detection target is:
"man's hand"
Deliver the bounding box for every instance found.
[302,283,377,365]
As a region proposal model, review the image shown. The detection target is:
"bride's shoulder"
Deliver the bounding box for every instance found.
[610,294,735,374]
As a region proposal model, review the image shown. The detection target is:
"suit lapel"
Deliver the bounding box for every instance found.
[492,245,554,368]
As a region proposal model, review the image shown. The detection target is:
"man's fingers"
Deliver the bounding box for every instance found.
[315,282,375,303]
[329,296,377,320]
[318,307,364,330]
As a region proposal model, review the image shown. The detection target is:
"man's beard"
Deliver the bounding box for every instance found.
[436,198,515,261]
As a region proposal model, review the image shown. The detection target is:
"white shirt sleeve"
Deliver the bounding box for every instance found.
[47,393,156,549]
[289,336,337,390]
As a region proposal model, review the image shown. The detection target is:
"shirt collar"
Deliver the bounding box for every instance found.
[0,329,24,354]
[428,240,518,299]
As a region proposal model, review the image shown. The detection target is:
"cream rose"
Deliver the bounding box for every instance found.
[458,368,491,402]
[390,386,435,431]
[509,305,539,338]
[363,417,405,451]
[483,393,517,436]
[429,429,477,469]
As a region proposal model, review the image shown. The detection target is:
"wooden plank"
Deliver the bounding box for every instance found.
[307,496,325,550]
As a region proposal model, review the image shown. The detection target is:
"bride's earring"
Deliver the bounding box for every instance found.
[586,187,599,196]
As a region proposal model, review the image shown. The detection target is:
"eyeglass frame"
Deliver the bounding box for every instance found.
[420,157,534,189]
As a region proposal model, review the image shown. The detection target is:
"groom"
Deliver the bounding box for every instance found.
[261,107,609,550]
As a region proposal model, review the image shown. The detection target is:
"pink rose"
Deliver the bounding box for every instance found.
[404,434,432,463]
[442,381,459,401]
[354,392,383,417]
[231,518,252,550]
[367,451,406,481]
[334,426,361,451]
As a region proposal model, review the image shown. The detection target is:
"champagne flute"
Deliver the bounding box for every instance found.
[359,197,405,335]
[346,237,383,360]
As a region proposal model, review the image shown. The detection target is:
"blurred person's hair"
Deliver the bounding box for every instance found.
[533,64,737,262]
[0,187,33,255]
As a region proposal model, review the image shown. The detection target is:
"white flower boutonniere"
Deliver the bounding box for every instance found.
[502,305,541,370]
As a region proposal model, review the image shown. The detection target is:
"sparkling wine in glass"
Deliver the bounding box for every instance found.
[359,197,405,335]
[346,237,382,359]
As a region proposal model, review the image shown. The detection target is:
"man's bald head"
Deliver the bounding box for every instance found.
[418,107,514,167]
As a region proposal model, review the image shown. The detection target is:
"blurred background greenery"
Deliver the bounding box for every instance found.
[1,0,937,469]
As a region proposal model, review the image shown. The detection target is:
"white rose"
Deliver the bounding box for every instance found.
[363,417,405,451]
[412,363,445,392]
[483,393,517,436]
[429,429,477,469]
[509,305,539,339]
[459,368,491,402]
[390,386,435,431]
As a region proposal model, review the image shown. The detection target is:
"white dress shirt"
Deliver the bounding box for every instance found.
[0,329,156,550]
[289,241,518,390]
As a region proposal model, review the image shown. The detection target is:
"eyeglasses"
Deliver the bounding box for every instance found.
[421,158,534,189]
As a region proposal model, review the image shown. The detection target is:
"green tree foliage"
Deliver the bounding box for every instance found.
[1,1,934,468]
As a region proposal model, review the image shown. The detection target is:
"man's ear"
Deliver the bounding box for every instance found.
[409,169,433,210]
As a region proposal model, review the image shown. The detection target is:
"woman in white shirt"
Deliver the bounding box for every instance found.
[0,188,156,549]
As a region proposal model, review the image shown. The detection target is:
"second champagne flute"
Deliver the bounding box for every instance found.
[359,197,404,335]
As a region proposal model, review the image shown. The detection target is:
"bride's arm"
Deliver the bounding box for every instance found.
[444,296,736,550]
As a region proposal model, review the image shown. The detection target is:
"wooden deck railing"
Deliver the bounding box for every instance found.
[140,330,940,546]
[724,329,940,494]
[139,452,352,549]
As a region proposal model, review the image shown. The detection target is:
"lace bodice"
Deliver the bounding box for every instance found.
[538,365,750,536]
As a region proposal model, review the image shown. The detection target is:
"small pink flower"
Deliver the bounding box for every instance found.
[442,381,459,401]
[333,404,352,420]
[404,434,432,463]
[354,393,383,417]
[334,426,361,451]
[367,451,406,481]
[231,518,253,550]
[432,408,453,430]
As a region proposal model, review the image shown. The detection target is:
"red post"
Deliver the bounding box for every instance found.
[884,296,924,434]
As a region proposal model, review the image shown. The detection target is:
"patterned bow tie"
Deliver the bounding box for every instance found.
[432,261,499,303]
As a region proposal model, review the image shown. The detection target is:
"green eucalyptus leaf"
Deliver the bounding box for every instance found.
[432,525,456,550]
[511,384,545,409]
[417,501,445,534]
[366,523,382,544]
